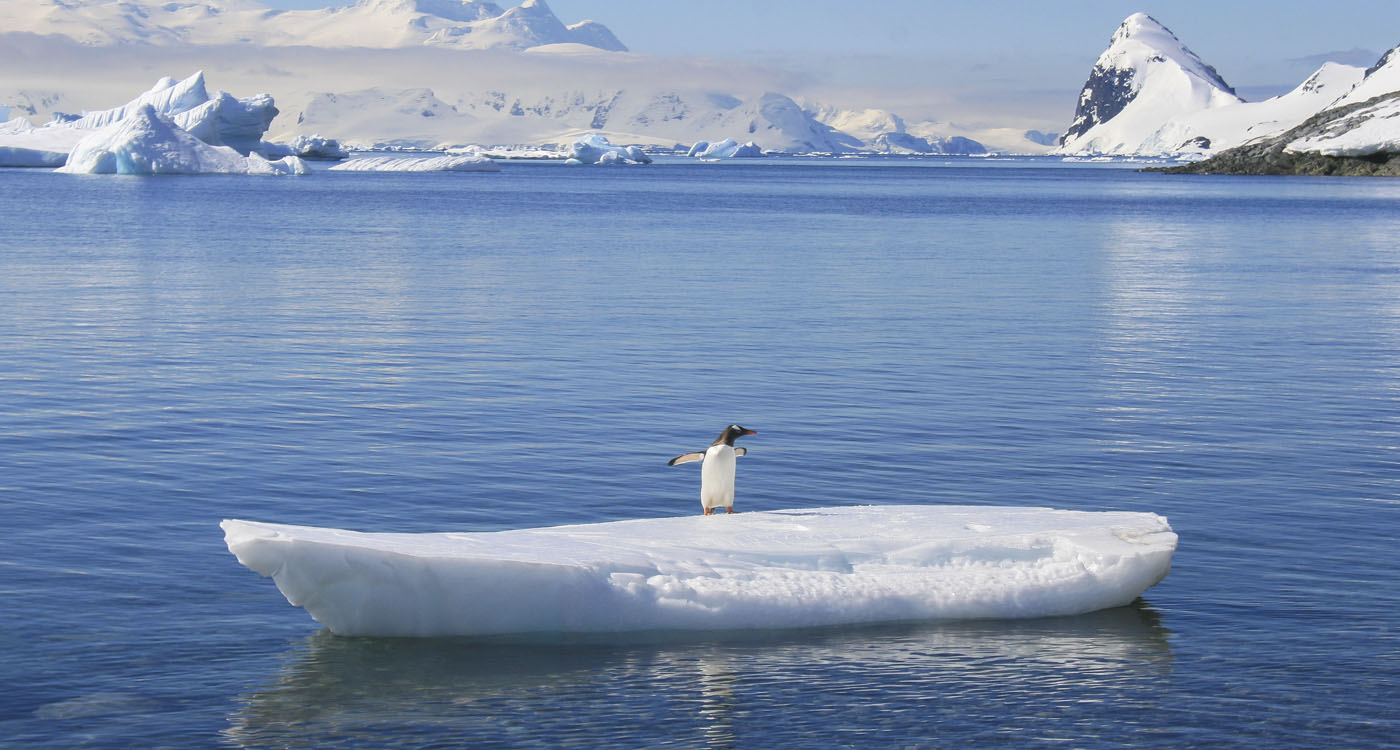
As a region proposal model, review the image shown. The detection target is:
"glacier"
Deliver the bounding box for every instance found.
[327,153,500,172]
[222,505,1177,638]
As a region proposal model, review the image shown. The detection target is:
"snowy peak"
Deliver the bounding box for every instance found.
[1328,43,1400,109]
[1293,61,1366,98]
[1058,12,1241,152]
[353,0,506,23]
[459,0,626,51]
[0,0,627,52]
[1108,13,1235,94]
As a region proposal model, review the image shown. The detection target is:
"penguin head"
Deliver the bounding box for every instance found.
[715,424,756,445]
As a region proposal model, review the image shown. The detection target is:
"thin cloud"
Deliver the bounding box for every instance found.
[1287,48,1383,69]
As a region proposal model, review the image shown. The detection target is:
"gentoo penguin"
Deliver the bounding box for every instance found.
[668,425,756,515]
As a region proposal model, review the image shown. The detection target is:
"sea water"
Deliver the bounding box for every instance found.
[1,158,1397,747]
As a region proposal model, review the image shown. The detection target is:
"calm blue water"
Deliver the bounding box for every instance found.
[2,159,1399,748]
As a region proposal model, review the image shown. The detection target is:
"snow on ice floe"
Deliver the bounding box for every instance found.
[565,133,651,165]
[327,153,500,172]
[58,105,306,175]
[222,505,1177,637]
[688,138,763,158]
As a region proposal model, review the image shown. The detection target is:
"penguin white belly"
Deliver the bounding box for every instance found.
[700,445,737,511]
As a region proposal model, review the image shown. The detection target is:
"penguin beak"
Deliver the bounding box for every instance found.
[742,429,756,436]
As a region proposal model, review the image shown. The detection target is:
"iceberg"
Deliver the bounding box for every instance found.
[223,505,1176,637]
[326,153,500,172]
[171,92,279,155]
[65,72,214,131]
[565,133,651,164]
[282,134,350,161]
[58,105,306,175]
[0,119,83,167]
[688,138,764,158]
[0,72,288,168]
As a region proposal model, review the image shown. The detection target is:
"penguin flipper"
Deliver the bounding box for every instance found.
[668,452,705,466]
[734,447,747,457]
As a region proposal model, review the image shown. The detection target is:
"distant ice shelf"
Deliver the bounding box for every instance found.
[223,505,1176,637]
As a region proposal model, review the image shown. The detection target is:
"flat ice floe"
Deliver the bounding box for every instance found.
[223,505,1176,637]
[326,154,500,172]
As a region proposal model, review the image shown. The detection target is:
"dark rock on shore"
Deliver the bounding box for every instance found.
[1152,93,1400,176]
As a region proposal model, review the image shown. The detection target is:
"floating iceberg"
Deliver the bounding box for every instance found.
[688,138,764,158]
[64,72,215,131]
[1,72,289,168]
[326,153,500,172]
[281,134,349,161]
[565,133,651,164]
[223,505,1176,637]
[58,105,306,175]
[63,72,278,156]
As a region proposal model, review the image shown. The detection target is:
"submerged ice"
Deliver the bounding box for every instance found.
[223,505,1176,637]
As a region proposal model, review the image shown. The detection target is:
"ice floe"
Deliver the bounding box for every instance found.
[326,153,500,172]
[223,504,1177,637]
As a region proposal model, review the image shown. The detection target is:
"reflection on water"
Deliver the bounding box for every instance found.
[225,603,1171,748]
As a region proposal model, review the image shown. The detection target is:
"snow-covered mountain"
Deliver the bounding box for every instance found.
[0,0,626,51]
[1056,13,1242,154]
[801,104,1047,154]
[1053,13,1400,159]
[286,86,864,152]
[1158,42,1400,175]
[1149,61,1365,154]
[1284,45,1400,157]
[0,0,1041,154]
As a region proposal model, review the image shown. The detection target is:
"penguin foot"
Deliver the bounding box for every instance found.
[726,507,735,514]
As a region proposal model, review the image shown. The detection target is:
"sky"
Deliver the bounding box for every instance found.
[257,0,1400,127]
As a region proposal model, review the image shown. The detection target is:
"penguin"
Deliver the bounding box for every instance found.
[668,425,756,515]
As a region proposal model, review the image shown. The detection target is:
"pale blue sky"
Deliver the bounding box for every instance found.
[261,1,1398,122]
